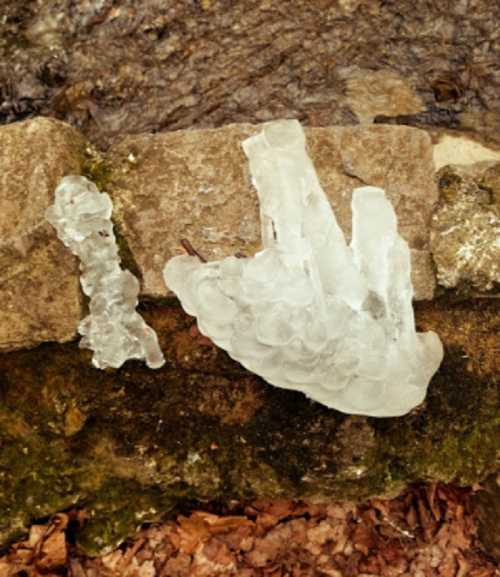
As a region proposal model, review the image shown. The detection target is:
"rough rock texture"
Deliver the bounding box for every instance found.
[2,116,498,354]
[2,0,500,149]
[0,297,497,553]
[433,134,500,170]
[431,162,500,292]
[108,123,438,300]
[341,68,424,124]
[0,117,87,351]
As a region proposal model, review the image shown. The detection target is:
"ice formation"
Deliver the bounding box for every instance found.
[163,119,443,417]
[46,175,165,370]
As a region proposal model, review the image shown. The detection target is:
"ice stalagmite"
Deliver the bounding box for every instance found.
[164,120,443,417]
[46,175,165,370]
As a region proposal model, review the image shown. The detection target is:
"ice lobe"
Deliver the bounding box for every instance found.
[164,120,443,417]
[46,175,165,370]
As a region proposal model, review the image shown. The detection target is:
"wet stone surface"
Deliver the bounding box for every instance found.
[2,1,500,148]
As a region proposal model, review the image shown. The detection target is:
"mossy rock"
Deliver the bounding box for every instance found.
[0,298,498,554]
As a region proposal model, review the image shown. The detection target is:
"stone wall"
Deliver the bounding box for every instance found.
[0,116,498,553]
[1,117,498,351]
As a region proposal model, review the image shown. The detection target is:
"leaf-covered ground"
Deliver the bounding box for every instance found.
[1,483,497,577]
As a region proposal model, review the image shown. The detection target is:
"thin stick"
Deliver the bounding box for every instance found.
[180,238,207,262]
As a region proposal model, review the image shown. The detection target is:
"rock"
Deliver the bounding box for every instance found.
[107,123,438,300]
[433,134,500,170]
[0,117,497,555]
[106,124,257,298]
[0,297,497,553]
[341,68,424,124]
[0,117,87,351]
[3,2,500,149]
[431,163,500,291]
[1,116,496,357]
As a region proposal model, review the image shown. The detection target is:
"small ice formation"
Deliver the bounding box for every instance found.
[164,120,443,417]
[46,175,165,370]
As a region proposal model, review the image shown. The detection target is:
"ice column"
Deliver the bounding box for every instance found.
[46,175,165,370]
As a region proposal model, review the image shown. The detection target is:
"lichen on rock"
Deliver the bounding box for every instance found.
[431,162,500,292]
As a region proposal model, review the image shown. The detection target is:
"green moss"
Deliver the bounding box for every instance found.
[77,479,172,555]
[81,146,112,193]
[114,226,142,281]
[374,345,499,487]
[0,429,80,544]
[80,146,142,279]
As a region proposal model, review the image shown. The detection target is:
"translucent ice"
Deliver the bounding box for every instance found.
[46,175,165,370]
[164,120,443,417]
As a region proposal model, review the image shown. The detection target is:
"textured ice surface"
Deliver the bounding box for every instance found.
[164,120,443,417]
[46,175,165,370]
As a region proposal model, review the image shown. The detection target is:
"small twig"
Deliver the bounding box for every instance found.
[119,537,146,568]
[180,239,206,262]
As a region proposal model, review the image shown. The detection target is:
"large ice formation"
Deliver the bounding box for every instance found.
[46,175,165,370]
[164,119,443,417]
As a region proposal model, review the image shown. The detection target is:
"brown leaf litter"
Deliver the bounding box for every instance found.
[0,484,497,577]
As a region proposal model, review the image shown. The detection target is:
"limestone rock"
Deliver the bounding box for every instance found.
[0,117,87,351]
[431,163,500,292]
[106,124,257,298]
[107,123,438,300]
[433,134,500,170]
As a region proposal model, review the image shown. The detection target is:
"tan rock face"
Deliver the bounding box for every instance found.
[0,117,86,351]
[0,117,459,353]
[107,125,258,298]
[108,123,438,300]
[433,134,500,170]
